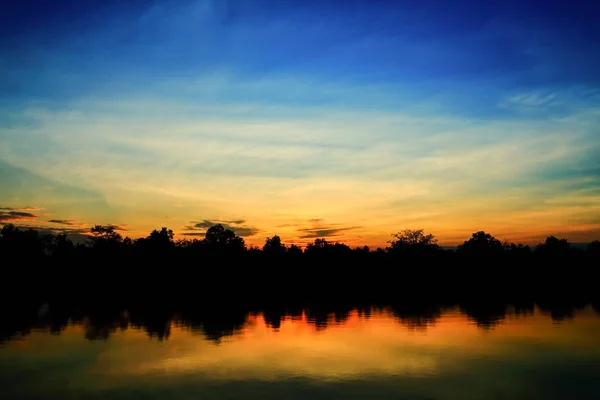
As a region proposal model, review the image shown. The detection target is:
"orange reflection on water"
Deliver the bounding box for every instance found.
[2,306,600,388]
[116,307,600,381]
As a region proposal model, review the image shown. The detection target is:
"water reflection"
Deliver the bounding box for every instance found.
[1,304,600,400]
[2,301,600,344]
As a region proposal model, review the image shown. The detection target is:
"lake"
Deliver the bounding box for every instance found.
[1,304,600,399]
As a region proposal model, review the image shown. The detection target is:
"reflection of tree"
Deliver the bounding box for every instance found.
[537,301,587,323]
[305,308,331,331]
[130,310,173,341]
[388,304,442,331]
[176,309,249,344]
[263,310,282,330]
[1,300,597,345]
[357,306,373,320]
[592,302,600,316]
[83,312,128,341]
[459,303,508,330]
[511,302,535,318]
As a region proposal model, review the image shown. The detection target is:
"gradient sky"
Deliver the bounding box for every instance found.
[1,0,599,246]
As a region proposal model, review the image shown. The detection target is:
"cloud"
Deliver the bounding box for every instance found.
[181,232,207,237]
[224,219,246,225]
[86,223,127,232]
[298,227,360,239]
[0,206,42,211]
[104,224,127,231]
[506,92,558,107]
[183,219,260,237]
[189,220,219,229]
[297,220,361,239]
[0,210,38,222]
[48,219,77,226]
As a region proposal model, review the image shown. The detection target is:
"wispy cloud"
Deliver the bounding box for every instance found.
[48,219,82,226]
[296,219,361,239]
[104,224,128,231]
[0,206,42,211]
[506,92,557,107]
[0,210,39,222]
[183,219,260,237]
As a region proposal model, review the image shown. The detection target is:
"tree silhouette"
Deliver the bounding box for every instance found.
[263,235,286,254]
[90,225,123,243]
[536,236,571,257]
[48,233,75,258]
[504,242,532,258]
[0,220,598,318]
[0,223,45,259]
[288,244,303,256]
[389,229,439,254]
[458,231,503,256]
[204,224,245,252]
[588,240,600,256]
[306,238,329,251]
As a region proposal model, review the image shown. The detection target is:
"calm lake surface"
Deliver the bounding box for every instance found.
[1,305,600,399]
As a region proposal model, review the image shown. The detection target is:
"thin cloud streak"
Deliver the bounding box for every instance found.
[48,219,79,226]
[0,211,39,222]
[183,219,260,237]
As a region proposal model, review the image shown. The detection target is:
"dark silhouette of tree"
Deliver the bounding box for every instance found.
[305,238,330,252]
[458,231,503,256]
[263,235,286,254]
[90,225,123,243]
[204,224,244,247]
[87,225,125,261]
[1,220,598,331]
[505,242,531,256]
[47,233,75,259]
[135,227,175,256]
[389,229,439,255]
[0,223,45,260]
[288,244,303,256]
[535,236,571,257]
[588,240,600,257]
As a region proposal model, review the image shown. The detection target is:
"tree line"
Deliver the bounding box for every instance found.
[2,223,598,260]
[1,223,598,307]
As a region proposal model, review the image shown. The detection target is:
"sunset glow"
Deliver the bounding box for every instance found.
[1,1,599,247]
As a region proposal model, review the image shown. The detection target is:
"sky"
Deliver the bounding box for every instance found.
[1,0,599,247]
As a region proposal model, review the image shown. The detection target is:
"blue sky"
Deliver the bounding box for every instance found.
[1,0,599,246]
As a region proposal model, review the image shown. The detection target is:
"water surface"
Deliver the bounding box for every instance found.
[1,305,600,399]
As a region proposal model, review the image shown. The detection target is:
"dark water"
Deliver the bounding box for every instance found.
[1,305,600,400]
